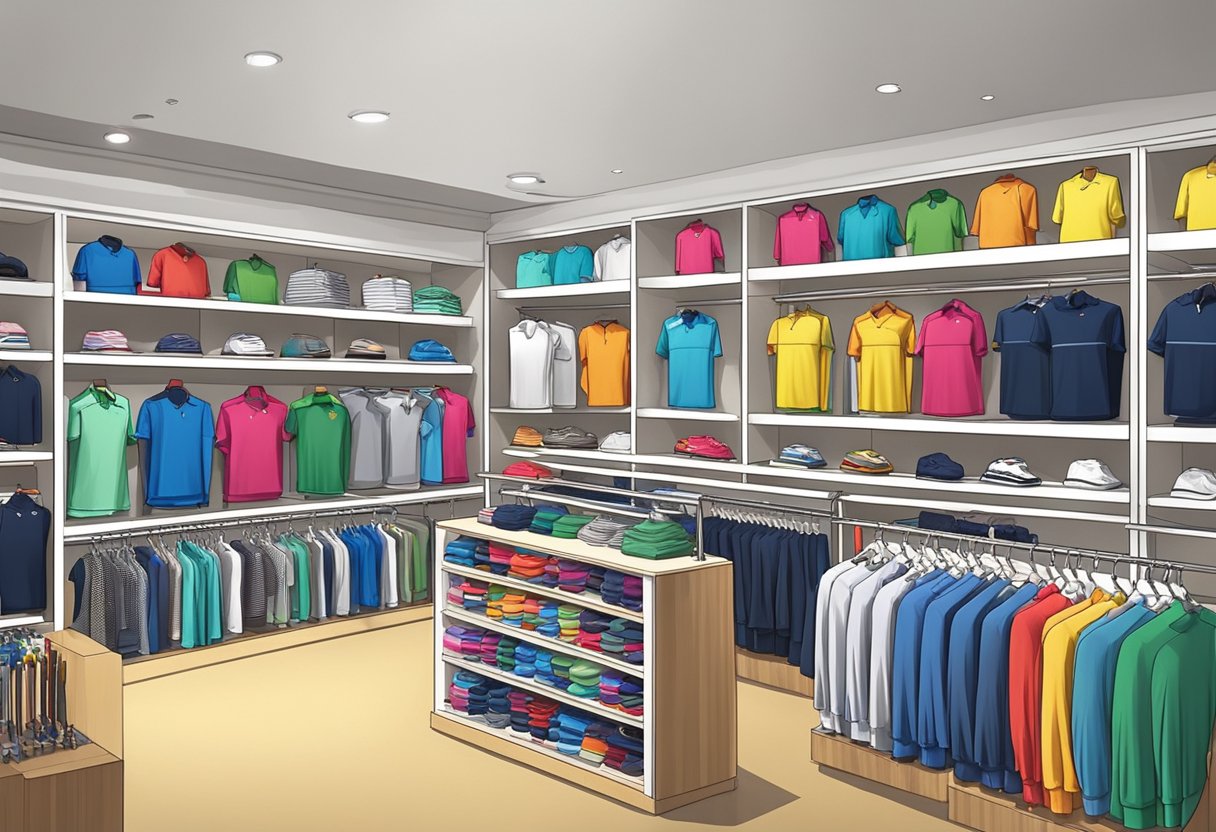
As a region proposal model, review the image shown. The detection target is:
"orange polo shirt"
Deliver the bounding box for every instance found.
[579,321,630,406]
[147,243,211,298]
[972,175,1039,248]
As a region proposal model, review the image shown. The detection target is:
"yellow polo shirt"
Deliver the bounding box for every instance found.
[767,309,833,411]
[846,305,915,413]
[1174,163,1216,231]
[1052,172,1126,243]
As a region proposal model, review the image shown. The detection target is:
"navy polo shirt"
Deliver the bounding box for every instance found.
[0,365,42,446]
[890,571,954,760]
[1148,284,1216,422]
[1031,291,1125,421]
[134,389,215,507]
[0,492,50,612]
[917,573,985,769]
[71,235,141,294]
[947,579,1013,781]
[992,300,1052,420]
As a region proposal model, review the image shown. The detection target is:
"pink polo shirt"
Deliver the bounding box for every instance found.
[432,387,475,484]
[914,300,988,417]
[214,387,291,501]
[674,221,724,275]
[773,203,834,265]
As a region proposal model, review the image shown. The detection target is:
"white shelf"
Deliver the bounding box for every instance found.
[0,613,48,628]
[63,290,475,327]
[839,492,1130,525]
[503,446,743,475]
[495,282,629,301]
[1148,229,1216,253]
[0,281,52,298]
[1147,496,1216,512]
[442,562,643,623]
[491,406,631,415]
[444,606,640,676]
[748,238,1130,282]
[63,352,474,375]
[636,407,739,423]
[0,451,53,465]
[440,655,643,727]
[62,485,483,538]
[1147,425,1216,443]
[747,412,1131,440]
[637,272,741,290]
[0,350,51,362]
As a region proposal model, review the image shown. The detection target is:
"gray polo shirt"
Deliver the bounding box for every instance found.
[339,388,387,489]
[373,390,424,489]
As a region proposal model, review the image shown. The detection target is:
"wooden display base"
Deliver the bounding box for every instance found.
[431,711,736,814]
[810,728,949,802]
[1,745,123,832]
[735,648,813,697]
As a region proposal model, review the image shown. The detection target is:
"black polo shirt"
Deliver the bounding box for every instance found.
[0,365,42,445]
[0,492,49,612]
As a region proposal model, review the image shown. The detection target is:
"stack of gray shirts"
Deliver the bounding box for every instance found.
[362,275,413,313]
[576,515,640,549]
[542,426,598,449]
[284,267,351,308]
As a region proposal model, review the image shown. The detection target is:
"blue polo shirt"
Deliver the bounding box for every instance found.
[0,492,50,613]
[947,579,1013,781]
[71,235,142,294]
[134,389,215,507]
[890,570,954,760]
[917,573,985,768]
[414,389,444,485]
[550,245,594,285]
[515,251,553,288]
[992,300,1052,420]
[0,365,42,445]
[837,195,905,260]
[1031,291,1125,421]
[656,311,723,408]
[1148,284,1216,422]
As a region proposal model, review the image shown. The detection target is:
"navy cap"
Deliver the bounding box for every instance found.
[916,452,965,481]
[0,252,29,280]
[154,332,203,354]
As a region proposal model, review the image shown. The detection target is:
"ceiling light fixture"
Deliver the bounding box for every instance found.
[507,173,544,185]
[610,169,624,175]
[875,83,901,94]
[980,94,996,101]
[131,113,154,120]
[244,51,282,67]
[103,131,131,145]
[348,110,390,124]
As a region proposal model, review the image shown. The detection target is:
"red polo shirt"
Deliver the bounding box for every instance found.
[147,243,210,298]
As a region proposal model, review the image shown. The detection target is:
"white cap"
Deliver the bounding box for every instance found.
[222,332,273,356]
[599,431,631,453]
[1064,459,1123,490]
[1169,467,1216,500]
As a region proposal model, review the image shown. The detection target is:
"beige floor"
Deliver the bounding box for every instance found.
[124,620,960,832]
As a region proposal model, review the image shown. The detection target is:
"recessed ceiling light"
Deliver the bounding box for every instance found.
[244,51,282,68]
[131,113,154,120]
[507,173,544,185]
[875,83,901,94]
[610,169,624,175]
[980,94,996,101]
[348,110,390,124]
[103,131,131,145]
[164,98,179,106]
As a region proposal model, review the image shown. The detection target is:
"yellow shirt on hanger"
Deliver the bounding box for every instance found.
[1040,589,1122,816]
[1174,163,1216,231]
[1052,171,1126,243]
[766,309,833,411]
[846,304,915,413]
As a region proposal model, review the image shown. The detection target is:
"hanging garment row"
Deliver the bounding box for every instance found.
[813,530,1214,831]
[67,514,431,656]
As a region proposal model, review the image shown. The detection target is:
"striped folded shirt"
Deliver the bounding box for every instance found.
[284,268,351,308]
[362,276,413,312]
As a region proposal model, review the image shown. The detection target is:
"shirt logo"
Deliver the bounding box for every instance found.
[328,411,337,420]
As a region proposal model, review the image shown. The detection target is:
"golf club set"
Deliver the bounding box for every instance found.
[0,628,86,763]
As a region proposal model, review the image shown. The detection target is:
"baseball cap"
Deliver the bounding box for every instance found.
[280,333,331,359]
[407,339,456,362]
[154,332,202,354]
[345,338,386,359]
[840,449,893,475]
[81,330,133,352]
[222,332,274,356]
[0,322,30,350]
[1063,458,1123,490]
[774,444,826,469]
[916,452,965,481]
[0,253,29,280]
[511,426,543,447]
[599,431,631,453]
[1169,467,1216,500]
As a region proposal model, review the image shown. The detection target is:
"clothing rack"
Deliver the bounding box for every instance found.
[497,486,669,521]
[694,492,840,562]
[1146,270,1216,282]
[516,303,630,315]
[772,273,1129,304]
[675,298,742,308]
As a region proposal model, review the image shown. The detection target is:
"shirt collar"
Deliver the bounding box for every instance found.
[4,492,38,513]
[1183,283,1216,309]
[926,188,950,206]
[678,310,707,328]
[98,235,123,253]
[1056,290,1100,310]
[0,365,26,382]
[171,242,197,260]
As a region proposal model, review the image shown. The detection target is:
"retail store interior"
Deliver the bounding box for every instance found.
[0,2,1215,830]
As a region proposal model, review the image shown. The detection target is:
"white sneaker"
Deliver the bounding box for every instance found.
[1064,459,1123,490]
[980,457,1042,487]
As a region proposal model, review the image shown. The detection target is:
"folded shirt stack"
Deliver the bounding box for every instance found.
[508,689,531,734]
[601,620,644,665]
[449,669,486,715]
[557,559,590,592]
[412,285,463,315]
[580,725,610,766]
[473,541,494,572]
[511,425,544,447]
[600,570,643,612]
[606,727,645,777]
[585,567,606,594]
[407,338,456,362]
[496,638,518,674]
[840,449,894,475]
[555,711,594,756]
[568,659,603,698]
[620,519,694,559]
[502,461,554,479]
[576,515,639,548]
[477,506,496,525]
[542,425,599,449]
[771,443,827,469]
[284,267,351,308]
[486,543,513,574]
[361,275,413,313]
[527,697,559,743]
[529,505,569,535]
[485,683,512,729]
[514,643,538,678]
[477,632,502,667]
[443,536,478,567]
[557,604,582,642]
[551,514,595,539]
[491,504,538,531]
[508,550,549,581]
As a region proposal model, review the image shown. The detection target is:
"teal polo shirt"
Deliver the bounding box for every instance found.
[838,195,905,260]
[656,311,723,408]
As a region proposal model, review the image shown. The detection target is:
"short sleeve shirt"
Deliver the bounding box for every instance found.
[1174,164,1216,231]
[415,389,445,485]
[0,364,42,445]
[905,190,968,255]
[373,391,426,489]
[914,300,987,417]
[285,393,351,495]
[222,256,279,304]
[593,237,631,281]
[766,311,833,411]
[1052,172,1126,243]
[674,223,724,275]
[837,196,904,260]
[656,311,722,409]
[773,204,834,265]
[992,300,1052,420]
[971,176,1039,248]
[508,320,568,409]
[72,238,142,294]
[339,388,387,489]
[134,390,215,507]
[1031,291,1126,421]
[147,244,210,298]
[578,321,630,406]
[1148,285,1216,420]
[67,387,136,517]
[515,251,553,288]
[550,245,595,285]
[433,387,474,484]
[214,388,290,502]
[847,306,916,413]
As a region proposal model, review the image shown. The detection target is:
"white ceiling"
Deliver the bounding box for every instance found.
[1,0,1214,215]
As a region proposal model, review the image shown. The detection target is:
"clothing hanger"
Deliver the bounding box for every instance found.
[1081,166,1099,182]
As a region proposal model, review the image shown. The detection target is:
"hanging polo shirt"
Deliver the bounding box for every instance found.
[905,189,968,255]
[147,243,210,298]
[509,320,568,409]
[578,321,630,406]
[823,561,875,731]
[656,311,722,409]
[135,388,215,507]
[1031,291,1126,421]
[1174,163,1216,230]
[67,386,136,517]
[0,492,49,613]
[1052,171,1125,243]
[373,391,426,489]
[214,387,290,502]
[433,387,474,484]
[767,310,833,411]
[915,300,987,417]
[71,235,142,294]
[285,392,351,495]
[946,579,1013,781]
[843,559,907,743]
[222,255,279,304]
[549,245,594,285]
[812,559,863,732]
[339,388,387,489]
[847,304,916,413]
[674,221,724,275]
[837,195,904,260]
[548,322,578,408]
[890,572,956,759]
[1148,284,1216,421]
[773,203,834,265]
[867,569,925,752]
[0,364,42,445]
[515,250,553,288]
[972,175,1039,248]
[992,298,1052,420]
[414,388,445,485]
[593,237,631,281]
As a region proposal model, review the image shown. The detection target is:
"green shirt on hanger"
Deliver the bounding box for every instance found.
[223,256,279,304]
[285,393,351,495]
[905,189,969,255]
[67,386,136,518]
[282,536,311,623]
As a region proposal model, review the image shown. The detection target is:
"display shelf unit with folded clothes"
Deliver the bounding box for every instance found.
[431,516,736,814]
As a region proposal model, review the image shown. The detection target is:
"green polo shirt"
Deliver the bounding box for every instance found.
[285,393,350,495]
[223,256,279,304]
[905,189,968,255]
[67,387,136,517]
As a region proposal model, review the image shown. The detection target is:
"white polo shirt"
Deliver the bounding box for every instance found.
[509,320,569,409]
[868,573,918,752]
[549,322,578,408]
[594,237,631,281]
[844,558,906,742]
[813,559,860,733]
